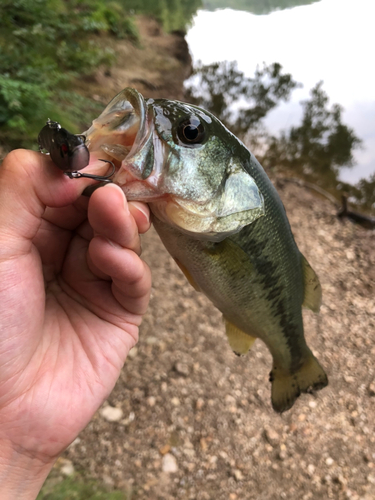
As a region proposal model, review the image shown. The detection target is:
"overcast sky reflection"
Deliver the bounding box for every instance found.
[186,0,375,183]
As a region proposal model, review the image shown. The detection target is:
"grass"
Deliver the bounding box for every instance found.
[37,474,129,500]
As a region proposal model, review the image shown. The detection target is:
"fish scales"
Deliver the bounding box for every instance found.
[84,87,328,413]
[152,153,306,373]
[231,152,306,370]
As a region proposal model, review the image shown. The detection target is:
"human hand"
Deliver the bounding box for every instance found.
[0,150,151,499]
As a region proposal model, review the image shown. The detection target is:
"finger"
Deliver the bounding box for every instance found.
[41,151,113,230]
[42,197,89,231]
[33,217,95,280]
[88,183,148,255]
[0,150,109,257]
[41,184,151,234]
[32,219,73,280]
[88,235,151,316]
[128,202,151,234]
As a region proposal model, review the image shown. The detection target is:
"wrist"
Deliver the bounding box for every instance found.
[0,441,55,500]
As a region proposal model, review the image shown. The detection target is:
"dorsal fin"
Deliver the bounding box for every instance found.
[224,318,257,356]
[301,253,322,313]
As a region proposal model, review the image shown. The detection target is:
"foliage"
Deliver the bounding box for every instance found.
[0,0,202,149]
[185,61,299,137]
[0,0,138,148]
[344,174,375,214]
[37,474,128,500]
[201,0,321,15]
[119,0,202,32]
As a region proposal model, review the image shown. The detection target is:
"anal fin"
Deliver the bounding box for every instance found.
[224,318,256,356]
[301,253,322,313]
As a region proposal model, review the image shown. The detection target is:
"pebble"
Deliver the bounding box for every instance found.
[146,336,158,344]
[128,347,138,358]
[60,459,75,476]
[264,427,280,447]
[196,398,205,410]
[68,437,81,449]
[100,405,123,422]
[147,396,156,407]
[233,469,244,481]
[307,464,315,476]
[159,444,171,455]
[162,453,178,473]
[171,397,180,406]
[174,361,189,376]
[200,438,208,451]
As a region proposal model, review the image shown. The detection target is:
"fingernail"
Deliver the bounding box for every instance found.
[130,201,150,223]
[105,237,122,249]
[103,183,129,214]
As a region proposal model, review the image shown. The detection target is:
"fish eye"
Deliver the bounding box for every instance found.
[176,116,205,145]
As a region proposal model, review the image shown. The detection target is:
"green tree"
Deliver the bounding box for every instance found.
[0,0,138,148]
[119,0,202,31]
[351,174,375,214]
[0,0,202,149]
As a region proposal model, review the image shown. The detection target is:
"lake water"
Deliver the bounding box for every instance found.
[186,0,375,184]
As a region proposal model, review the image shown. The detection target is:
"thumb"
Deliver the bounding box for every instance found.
[0,149,105,257]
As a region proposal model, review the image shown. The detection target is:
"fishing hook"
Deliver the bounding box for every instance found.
[65,159,116,183]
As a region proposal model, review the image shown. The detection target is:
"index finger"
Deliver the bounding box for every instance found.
[88,183,145,254]
[41,152,116,230]
[0,149,111,237]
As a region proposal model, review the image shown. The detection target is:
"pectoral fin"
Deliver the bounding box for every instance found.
[224,318,256,356]
[301,253,322,313]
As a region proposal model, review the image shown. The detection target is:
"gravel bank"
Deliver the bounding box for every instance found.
[63,178,375,500]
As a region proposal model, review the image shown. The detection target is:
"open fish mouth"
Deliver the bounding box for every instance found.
[83,88,163,202]
[83,87,265,240]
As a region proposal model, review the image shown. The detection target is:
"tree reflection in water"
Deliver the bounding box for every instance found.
[185,61,298,138]
[184,61,374,215]
[202,0,321,15]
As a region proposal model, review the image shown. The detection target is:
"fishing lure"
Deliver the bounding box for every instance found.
[38,119,115,182]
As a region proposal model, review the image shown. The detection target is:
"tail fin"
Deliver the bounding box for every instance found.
[270,352,328,413]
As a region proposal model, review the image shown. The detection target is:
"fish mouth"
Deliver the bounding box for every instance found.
[84,88,265,240]
[83,88,163,202]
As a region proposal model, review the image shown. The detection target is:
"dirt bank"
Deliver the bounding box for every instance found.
[78,16,192,105]
[59,17,375,500]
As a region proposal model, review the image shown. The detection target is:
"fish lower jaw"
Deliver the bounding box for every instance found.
[120,180,165,202]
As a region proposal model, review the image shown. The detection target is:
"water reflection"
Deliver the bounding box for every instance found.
[202,0,321,15]
[184,62,374,214]
[185,61,299,137]
[186,0,375,186]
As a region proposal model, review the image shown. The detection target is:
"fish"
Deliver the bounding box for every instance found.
[84,87,328,413]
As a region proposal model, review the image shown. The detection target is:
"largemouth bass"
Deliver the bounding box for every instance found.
[84,88,328,413]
